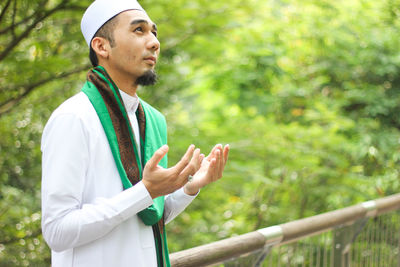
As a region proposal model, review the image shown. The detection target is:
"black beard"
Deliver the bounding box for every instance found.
[136,70,157,86]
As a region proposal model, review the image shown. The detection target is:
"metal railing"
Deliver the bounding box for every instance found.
[170,193,400,267]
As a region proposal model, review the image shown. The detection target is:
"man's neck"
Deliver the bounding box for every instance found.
[99,64,138,96]
[118,83,138,97]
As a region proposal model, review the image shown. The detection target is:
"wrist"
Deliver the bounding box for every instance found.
[142,180,157,199]
[184,183,199,196]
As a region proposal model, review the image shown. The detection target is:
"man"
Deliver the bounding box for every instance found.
[41,0,229,266]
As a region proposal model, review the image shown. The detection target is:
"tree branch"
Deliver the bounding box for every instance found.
[0,64,90,117]
[61,4,87,11]
[0,0,50,35]
[10,0,17,39]
[0,12,36,35]
[0,0,69,62]
[0,0,13,24]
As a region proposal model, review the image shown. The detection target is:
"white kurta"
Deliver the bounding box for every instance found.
[41,91,196,267]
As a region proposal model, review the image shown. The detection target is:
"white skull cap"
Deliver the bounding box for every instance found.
[81,0,145,47]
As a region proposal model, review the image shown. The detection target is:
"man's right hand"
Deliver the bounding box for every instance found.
[142,144,203,199]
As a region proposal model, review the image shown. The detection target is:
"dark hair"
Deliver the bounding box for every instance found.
[89,15,119,67]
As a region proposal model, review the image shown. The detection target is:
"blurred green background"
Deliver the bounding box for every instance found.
[1,0,400,265]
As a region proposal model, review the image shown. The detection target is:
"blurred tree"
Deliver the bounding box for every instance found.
[0,0,400,265]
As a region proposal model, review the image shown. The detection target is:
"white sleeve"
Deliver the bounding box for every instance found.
[163,187,199,224]
[41,113,153,252]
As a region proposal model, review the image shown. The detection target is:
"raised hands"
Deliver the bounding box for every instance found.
[184,144,230,195]
[142,144,203,199]
[142,144,229,199]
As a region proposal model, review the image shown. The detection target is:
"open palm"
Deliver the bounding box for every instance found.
[184,144,229,195]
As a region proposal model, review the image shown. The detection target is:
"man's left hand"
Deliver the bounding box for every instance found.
[184,144,230,195]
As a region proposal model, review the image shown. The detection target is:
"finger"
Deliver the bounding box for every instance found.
[192,148,201,171]
[223,144,230,166]
[217,145,230,177]
[146,145,169,170]
[181,148,200,174]
[199,153,205,166]
[178,149,201,181]
[215,145,223,175]
[206,144,222,160]
[205,145,216,160]
[206,158,218,181]
[215,149,223,179]
[172,144,195,174]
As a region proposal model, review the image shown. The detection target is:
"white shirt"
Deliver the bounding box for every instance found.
[41,91,196,267]
[119,90,142,161]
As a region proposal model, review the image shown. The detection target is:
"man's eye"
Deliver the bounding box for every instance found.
[152,31,158,37]
[134,27,143,32]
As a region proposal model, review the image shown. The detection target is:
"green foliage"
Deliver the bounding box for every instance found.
[1,0,400,264]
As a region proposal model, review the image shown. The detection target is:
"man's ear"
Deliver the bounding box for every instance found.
[91,37,110,61]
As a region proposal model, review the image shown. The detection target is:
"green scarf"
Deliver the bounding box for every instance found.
[82,66,170,267]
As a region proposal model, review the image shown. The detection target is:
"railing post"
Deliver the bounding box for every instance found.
[398,222,400,267]
[253,245,273,267]
[333,220,366,267]
[333,224,349,267]
[333,200,378,267]
[253,226,284,267]
[223,226,283,267]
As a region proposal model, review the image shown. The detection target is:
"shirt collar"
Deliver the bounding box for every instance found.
[119,90,139,113]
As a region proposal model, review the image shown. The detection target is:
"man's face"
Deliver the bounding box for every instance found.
[108,10,160,84]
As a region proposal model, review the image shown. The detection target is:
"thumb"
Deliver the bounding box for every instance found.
[146,145,169,170]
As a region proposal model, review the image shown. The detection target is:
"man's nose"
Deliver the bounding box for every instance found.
[147,34,160,51]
